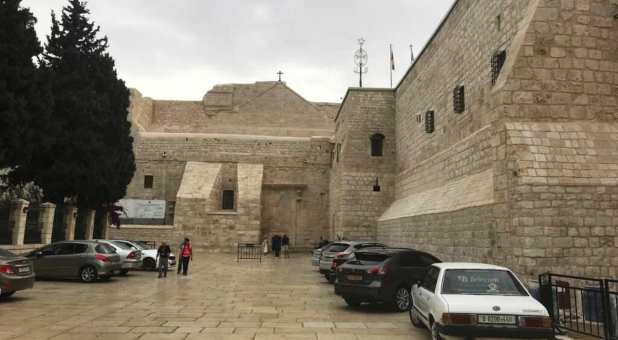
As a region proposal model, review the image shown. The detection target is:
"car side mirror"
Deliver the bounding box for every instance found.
[35,251,44,258]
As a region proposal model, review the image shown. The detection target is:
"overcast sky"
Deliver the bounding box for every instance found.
[22,0,455,103]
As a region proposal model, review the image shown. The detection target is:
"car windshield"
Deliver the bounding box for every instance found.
[355,252,390,263]
[441,269,528,296]
[134,241,153,249]
[110,241,132,250]
[0,248,17,258]
[95,243,116,254]
[326,243,349,253]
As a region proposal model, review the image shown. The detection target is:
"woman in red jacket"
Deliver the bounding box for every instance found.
[178,238,192,276]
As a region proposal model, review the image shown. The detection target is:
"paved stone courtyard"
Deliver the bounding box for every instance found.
[0,253,429,340]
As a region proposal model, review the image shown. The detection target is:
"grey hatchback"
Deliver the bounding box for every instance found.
[0,248,35,299]
[27,241,122,282]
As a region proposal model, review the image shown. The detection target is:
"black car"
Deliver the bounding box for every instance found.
[334,247,440,312]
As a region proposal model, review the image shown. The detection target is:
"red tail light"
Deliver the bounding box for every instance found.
[127,251,138,259]
[519,316,551,328]
[0,265,14,275]
[442,313,477,325]
[367,266,387,275]
[95,254,110,262]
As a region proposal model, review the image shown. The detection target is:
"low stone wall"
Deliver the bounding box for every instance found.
[0,244,44,255]
[377,204,498,265]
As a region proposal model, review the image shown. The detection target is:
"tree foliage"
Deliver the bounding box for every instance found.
[0,0,53,172]
[24,0,135,208]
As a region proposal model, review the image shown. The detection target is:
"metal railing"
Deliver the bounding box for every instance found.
[237,243,261,262]
[539,273,617,339]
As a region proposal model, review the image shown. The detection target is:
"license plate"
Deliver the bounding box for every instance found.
[347,274,363,281]
[478,314,516,324]
[17,267,30,273]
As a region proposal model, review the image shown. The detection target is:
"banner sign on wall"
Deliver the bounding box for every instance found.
[117,199,166,219]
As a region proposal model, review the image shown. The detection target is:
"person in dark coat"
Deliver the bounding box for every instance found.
[281,234,290,258]
[271,234,282,257]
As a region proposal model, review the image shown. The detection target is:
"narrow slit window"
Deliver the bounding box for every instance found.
[144,175,154,189]
[222,190,235,210]
[491,50,506,85]
[453,85,465,113]
[370,133,385,157]
[425,111,435,134]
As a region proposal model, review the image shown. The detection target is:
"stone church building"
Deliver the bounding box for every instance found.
[111,0,618,278]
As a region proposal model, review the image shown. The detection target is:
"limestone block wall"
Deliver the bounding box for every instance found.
[128,89,154,132]
[147,82,334,137]
[377,0,617,279]
[126,133,332,248]
[503,122,618,278]
[330,89,396,241]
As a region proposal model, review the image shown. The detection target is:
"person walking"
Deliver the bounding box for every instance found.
[271,234,282,257]
[281,234,290,258]
[156,242,171,278]
[178,238,193,275]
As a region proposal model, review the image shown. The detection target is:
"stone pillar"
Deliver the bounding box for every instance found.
[99,212,110,240]
[84,210,96,240]
[64,205,77,240]
[9,199,29,246]
[39,203,56,244]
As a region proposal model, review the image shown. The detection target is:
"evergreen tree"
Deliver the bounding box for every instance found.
[35,0,135,208]
[0,0,52,174]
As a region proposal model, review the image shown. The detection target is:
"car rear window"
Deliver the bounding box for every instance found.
[442,269,528,296]
[0,248,16,258]
[111,241,132,250]
[95,243,116,254]
[355,252,391,263]
[326,243,349,253]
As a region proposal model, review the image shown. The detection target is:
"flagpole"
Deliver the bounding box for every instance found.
[389,44,393,88]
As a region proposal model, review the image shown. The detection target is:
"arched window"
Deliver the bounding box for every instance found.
[370,133,385,157]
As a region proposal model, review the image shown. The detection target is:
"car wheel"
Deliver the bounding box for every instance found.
[431,322,443,340]
[80,265,98,283]
[143,258,156,271]
[0,291,15,299]
[344,297,362,308]
[392,286,411,312]
[409,306,424,328]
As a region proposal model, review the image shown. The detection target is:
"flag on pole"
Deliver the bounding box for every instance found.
[390,44,395,70]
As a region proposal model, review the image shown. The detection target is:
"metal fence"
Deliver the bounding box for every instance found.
[237,243,261,262]
[24,203,41,244]
[52,203,65,242]
[539,273,618,339]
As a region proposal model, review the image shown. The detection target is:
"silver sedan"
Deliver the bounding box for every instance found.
[96,240,142,275]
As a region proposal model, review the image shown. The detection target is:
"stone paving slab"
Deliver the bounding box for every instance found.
[0,253,586,340]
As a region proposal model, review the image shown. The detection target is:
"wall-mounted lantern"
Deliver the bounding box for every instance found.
[373,177,381,192]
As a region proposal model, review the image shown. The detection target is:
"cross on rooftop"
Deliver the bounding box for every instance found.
[277,70,283,82]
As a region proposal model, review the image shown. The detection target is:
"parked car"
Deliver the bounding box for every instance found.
[311,242,333,267]
[97,240,143,275]
[26,241,122,283]
[319,241,387,283]
[410,263,553,340]
[0,248,35,299]
[111,240,176,271]
[335,247,440,311]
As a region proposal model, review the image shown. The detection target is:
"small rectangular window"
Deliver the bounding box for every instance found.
[222,190,235,210]
[491,50,506,85]
[453,85,465,113]
[425,111,435,134]
[144,175,154,189]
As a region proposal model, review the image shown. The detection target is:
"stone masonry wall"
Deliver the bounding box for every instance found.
[378,0,617,279]
[330,89,396,241]
[125,133,332,249]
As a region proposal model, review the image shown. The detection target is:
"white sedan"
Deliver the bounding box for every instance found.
[410,263,554,340]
